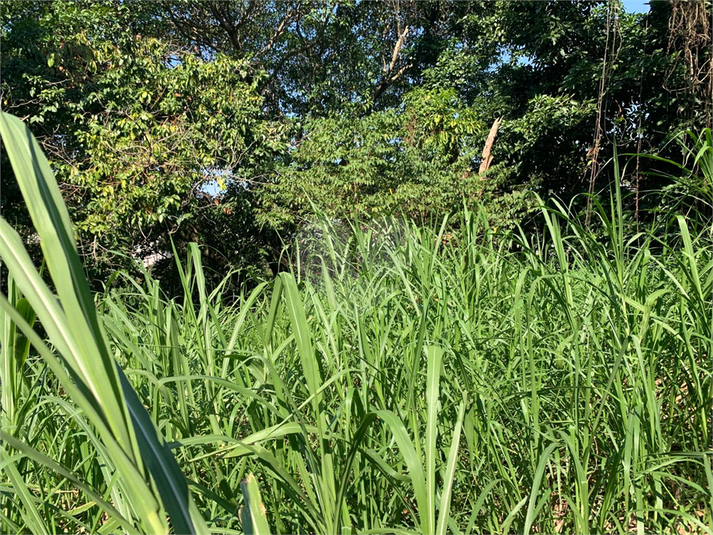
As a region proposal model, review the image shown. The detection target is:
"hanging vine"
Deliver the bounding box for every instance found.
[665,0,713,128]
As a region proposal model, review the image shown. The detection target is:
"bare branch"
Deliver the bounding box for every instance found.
[207,1,242,53]
[479,117,503,177]
[384,25,410,74]
[373,25,412,103]
[388,63,412,84]
[262,7,293,54]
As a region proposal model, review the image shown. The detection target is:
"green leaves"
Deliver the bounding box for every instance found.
[1,107,712,533]
[2,6,285,274]
[2,183,712,532]
[240,474,271,535]
[376,346,466,535]
[261,89,484,228]
[0,112,206,534]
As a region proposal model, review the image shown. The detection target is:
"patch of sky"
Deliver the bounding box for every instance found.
[200,167,234,197]
[622,0,650,14]
[497,48,534,70]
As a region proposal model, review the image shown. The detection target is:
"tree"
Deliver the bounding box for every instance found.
[139,1,483,117]
[2,1,286,284]
[259,87,490,228]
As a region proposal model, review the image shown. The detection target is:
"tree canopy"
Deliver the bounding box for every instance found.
[2,0,711,284]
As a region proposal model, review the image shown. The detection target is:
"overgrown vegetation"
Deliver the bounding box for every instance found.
[1,112,711,533]
[1,1,712,533]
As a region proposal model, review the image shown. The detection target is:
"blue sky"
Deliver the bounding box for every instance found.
[622,0,650,13]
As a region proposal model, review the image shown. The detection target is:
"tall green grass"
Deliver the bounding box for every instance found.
[1,112,712,534]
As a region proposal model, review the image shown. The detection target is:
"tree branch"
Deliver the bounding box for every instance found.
[373,25,411,103]
[384,25,409,74]
[479,117,503,177]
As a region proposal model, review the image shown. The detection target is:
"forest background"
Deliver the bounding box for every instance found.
[2,0,712,289]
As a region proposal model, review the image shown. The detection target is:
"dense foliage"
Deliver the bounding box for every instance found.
[1,1,286,283]
[3,0,711,281]
[1,111,711,532]
[1,1,712,533]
